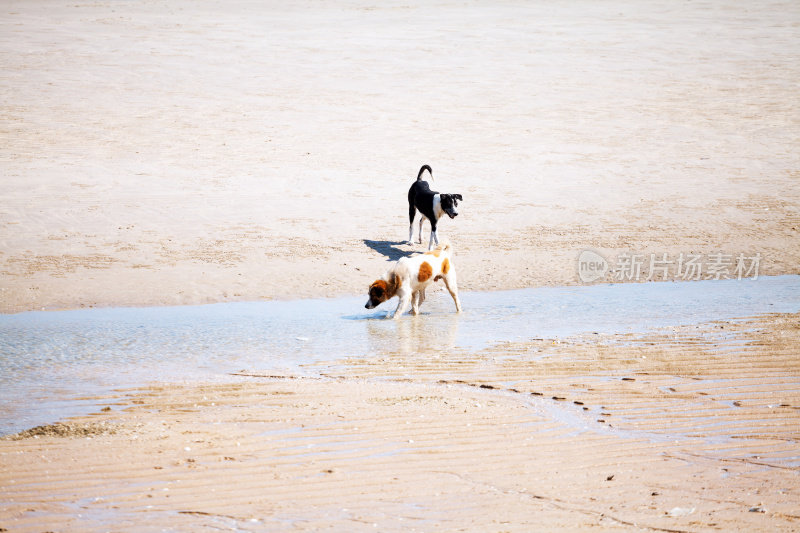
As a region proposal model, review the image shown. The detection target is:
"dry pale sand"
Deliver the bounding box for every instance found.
[1,0,799,312]
[1,313,799,531]
[1,1,800,532]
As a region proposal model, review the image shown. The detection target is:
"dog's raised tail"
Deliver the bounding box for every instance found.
[416,164,433,181]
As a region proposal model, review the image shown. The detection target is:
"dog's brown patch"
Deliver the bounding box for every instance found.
[418,262,433,282]
[425,249,441,257]
[441,257,450,275]
[388,273,401,296]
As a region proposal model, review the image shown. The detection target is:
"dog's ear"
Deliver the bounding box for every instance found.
[368,282,380,295]
[454,194,463,201]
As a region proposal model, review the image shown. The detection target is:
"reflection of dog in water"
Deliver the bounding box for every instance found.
[365,242,462,319]
[365,309,461,356]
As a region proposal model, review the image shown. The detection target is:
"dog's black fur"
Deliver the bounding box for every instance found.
[407,165,462,249]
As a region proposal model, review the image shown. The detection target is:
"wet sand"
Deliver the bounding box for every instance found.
[2,0,800,531]
[2,313,799,531]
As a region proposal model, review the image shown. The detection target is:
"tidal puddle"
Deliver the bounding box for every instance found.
[1,275,798,435]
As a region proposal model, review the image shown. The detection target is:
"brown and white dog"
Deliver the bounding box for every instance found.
[365,242,462,319]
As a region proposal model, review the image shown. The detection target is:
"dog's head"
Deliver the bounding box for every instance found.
[440,194,462,219]
[365,280,388,309]
[365,271,402,309]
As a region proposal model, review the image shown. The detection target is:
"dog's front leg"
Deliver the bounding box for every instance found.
[392,292,412,319]
[410,291,421,315]
[428,228,439,251]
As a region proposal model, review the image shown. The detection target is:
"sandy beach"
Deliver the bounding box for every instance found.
[2,313,800,531]
[1,0,800,531]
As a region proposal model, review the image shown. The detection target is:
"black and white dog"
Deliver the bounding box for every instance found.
[407,165,463,250]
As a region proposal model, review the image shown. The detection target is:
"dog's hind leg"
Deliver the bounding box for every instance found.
[408,203,417,245]
[418,216,426,244]
[443,269,462,313]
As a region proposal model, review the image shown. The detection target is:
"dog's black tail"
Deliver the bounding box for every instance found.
[416,164,433,181]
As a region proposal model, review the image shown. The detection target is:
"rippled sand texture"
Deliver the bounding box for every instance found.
[1,313,798,531]
[2,1,799,312]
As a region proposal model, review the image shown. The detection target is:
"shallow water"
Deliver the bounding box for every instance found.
[1,275,798,435]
